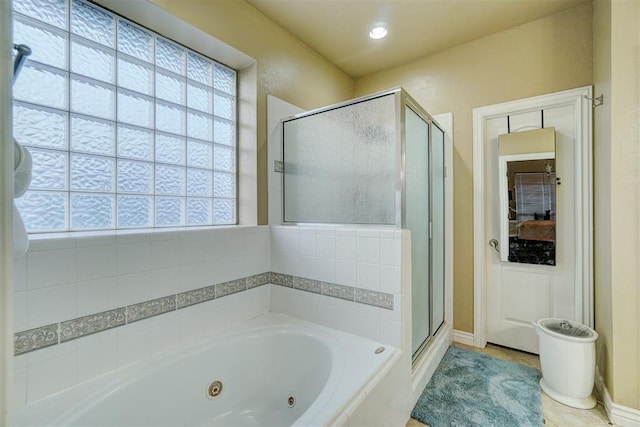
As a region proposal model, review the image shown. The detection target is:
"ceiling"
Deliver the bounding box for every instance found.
[245,0,589,78]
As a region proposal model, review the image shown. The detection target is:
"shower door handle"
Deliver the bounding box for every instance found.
[488,239,500,254]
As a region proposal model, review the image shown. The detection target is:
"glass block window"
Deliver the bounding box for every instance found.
[12,0,237,232]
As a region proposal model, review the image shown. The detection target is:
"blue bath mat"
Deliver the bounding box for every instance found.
[411,346,543,427]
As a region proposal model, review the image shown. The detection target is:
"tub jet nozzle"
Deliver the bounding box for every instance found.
[206,380,223,399]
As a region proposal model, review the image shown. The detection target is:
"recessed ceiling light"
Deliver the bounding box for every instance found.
[369,26,388,40]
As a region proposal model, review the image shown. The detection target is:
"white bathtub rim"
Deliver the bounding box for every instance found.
[278,315,399,426]
[292,346,401,427]
[321,347,404,427]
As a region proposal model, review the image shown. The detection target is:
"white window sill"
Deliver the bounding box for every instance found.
[29,225,256,251]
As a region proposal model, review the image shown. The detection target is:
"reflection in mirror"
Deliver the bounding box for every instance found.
[498,128,556,266]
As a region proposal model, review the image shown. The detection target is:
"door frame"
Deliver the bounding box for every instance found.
[472,86,593,348]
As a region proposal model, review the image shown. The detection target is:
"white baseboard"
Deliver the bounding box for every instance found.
[452,329,475,346]
[595,367,640,427]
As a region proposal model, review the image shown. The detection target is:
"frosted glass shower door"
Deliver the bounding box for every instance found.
[282,94,397,224]
[405,106,430,357]
[431,125,445,332]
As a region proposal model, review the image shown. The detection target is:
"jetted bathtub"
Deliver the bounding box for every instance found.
[15,314,398,426]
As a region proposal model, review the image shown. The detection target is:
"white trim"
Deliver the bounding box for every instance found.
[611,405,640,427]
[432,112,455,327]
[472,86,594,348]
[595,367,640,427]
[1,1,14,423]
[452,329,475,346]
[411,323,452,408]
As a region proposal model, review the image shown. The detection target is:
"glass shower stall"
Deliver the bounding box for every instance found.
[281,88,446,360]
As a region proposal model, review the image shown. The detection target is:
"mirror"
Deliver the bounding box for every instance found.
[498,128,556,266]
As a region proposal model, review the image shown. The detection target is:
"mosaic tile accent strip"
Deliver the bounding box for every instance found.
[273,272,393,309]
[321,282,355,301]
[60,308,126,343]
[14,324,58,356]
[270,272,293,287]
[177,285,216,309]
[354,288,394,310]
[127,295,177,323]
[215,278,247,298]
[293,276,322,294]
[14,271,396,355]
[247,272,270,289]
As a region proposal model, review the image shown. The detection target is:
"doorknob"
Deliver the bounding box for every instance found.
[489,239,500,253]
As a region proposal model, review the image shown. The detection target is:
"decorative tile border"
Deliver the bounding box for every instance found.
[127,296,177,323]
[293,276,322,294]
[14,324,58,356]
[321,282,355,301]
[60,308,126,343]
[216,278,247,298]
[177,285,216,309]
[354,288,394,309]
[13,272,394,355]
[247,272,270,289]
[280,273,394,310]
[270,272,293,287]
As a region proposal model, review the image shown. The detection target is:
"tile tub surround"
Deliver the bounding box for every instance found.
[270,226,403,295]
[13,275,268,356]
[13,286,272,409]
[14,226,270,331]
[273,272,394,309]
[13,226,271,351]
[270,225,405,349]
[15,225,403,342]
[14,272,394,356]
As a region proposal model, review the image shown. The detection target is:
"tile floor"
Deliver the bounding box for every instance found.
[406,342,613,427]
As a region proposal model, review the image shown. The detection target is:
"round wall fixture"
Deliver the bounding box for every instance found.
[369,26,388,39]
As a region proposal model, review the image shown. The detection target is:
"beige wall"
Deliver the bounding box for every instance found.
[594,0,640,410]
[151,0,354,225]
[609,0,640,409]
[355,4,593,332]
[593,0,614,404]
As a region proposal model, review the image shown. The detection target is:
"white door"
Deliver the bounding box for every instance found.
[474,88,593,354]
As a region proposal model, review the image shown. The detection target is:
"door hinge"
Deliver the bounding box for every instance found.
[429,221,433,239]
[443,166,447,178]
